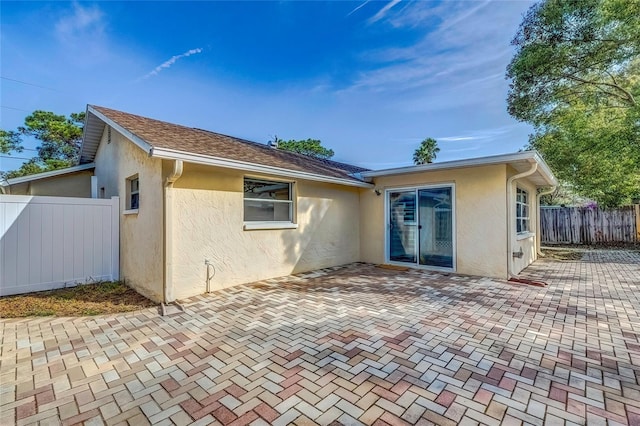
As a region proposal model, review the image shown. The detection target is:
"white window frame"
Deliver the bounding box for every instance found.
[124,175,139,214]
[516,187,530,234]
[243,177,297,230]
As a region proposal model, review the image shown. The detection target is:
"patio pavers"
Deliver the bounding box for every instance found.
[1,250,639,425]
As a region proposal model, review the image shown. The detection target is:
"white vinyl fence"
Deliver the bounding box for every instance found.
[0,195,119,296]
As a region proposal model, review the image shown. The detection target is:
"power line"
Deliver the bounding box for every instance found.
[1,105,31,112]
[0,155,34,160]
[1,76,57,91]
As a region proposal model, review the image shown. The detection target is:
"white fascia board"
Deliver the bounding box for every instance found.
[4,163,96,185]
[151,147,373,188]
[86,106,154,155]
[531,152,558,186]
[360,151,558,186]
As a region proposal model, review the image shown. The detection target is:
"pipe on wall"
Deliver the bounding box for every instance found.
[506,162,538,279]
[536,186,556,256]
[163,159,183,304]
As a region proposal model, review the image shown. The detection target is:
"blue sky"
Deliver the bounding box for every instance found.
[1,0,535,172]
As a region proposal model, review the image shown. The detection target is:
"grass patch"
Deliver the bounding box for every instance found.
[541,249,584,261]
[0,281,156,318]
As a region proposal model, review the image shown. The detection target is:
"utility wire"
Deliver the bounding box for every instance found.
[1,76,57,91]
[0,155,34,160]
[1,105,31,112]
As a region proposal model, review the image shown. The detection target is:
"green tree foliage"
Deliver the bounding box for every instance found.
[413,138,440,165]
[276,138,335,159]
[2,111,85,179]
[0,130,23,154]
[506,0,640,207]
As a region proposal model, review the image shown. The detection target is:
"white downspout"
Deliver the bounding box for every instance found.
[163,160,183,305]
[507,162,538,278]
[536,186,557,256]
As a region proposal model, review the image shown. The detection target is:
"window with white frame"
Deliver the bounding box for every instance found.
[516,187,529,233]
[243,178,293,222]
[126,175,139,210]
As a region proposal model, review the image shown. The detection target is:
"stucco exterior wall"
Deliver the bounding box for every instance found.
[7,171,93,197]
[169,163,360,300]
[360,164,509,279]
[93,128,164,301]
[509,169,539,274]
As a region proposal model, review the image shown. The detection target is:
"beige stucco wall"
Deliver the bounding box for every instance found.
[168,163,360,300]
[509,168,539,274]
[360,164,510,279]
[7,171,93,197]
[93,128,164,301]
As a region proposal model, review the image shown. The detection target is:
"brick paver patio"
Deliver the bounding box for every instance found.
[1,250,639,425]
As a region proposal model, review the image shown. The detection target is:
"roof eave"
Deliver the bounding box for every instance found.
[80,105,154,163]
[151,147,373,188]
[3,163,96,186]
[360,151,558,187]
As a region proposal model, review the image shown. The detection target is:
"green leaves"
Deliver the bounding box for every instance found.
[276,138,335,159]
[413,138,440,165]
[508,0,640,206]
[0,130,22,154]
[1,110,84,179]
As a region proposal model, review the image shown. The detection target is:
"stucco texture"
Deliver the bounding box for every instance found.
[360,165,510,279]
[509,169,539,275]
[7,171,93,197]
[169,164,361,300]
[93,128,164,302]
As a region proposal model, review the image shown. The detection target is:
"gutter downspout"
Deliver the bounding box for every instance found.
[536,186,557,256]
[507,162,538,279]
[163,160,183,307]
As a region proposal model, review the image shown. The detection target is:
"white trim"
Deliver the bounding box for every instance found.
[243,222,299,230]
[384,183,457,273]
[86,106,154,155]
[2,163,95,186]
[151,147,373,188]
[516,232,535,241]
[123,209,139,215]
[360,151,557,186]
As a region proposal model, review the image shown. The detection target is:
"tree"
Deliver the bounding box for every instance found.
[276,138,335,159]
[413,138,440,165]
[0,130,22,155]
[506,0,640,207]
[1,110,85,179]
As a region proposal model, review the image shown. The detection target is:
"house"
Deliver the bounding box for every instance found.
[0,163,95,197]
[2,105,557,303]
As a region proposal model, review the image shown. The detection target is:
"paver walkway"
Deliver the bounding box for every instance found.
[1,251,639,425]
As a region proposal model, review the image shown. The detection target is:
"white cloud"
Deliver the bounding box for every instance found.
[347,0,371,17]
[55,2,105,41]
[368,0,402,24]
[142,48,204,79]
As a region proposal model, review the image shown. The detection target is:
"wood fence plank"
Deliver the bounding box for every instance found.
[541,205,639,244]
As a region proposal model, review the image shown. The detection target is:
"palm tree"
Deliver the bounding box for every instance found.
[413,138,440,165]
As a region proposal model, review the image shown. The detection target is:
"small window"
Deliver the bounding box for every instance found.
[244,178,293,222]
[516,187,529,233]
[126,175,139,210]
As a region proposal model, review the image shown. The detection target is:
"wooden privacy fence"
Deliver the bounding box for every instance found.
[0,195,119,296]
[541,205,640,245]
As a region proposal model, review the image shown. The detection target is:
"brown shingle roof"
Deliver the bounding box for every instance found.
[89,106,368,181]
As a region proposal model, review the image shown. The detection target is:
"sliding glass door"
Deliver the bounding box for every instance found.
[387,185,454,270]
[388,190,417,263]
